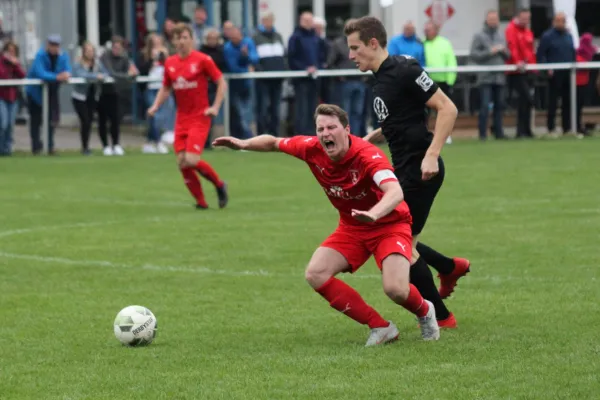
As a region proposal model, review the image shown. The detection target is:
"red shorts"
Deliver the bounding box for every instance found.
[321,222,412,273]
[174,119,211,155]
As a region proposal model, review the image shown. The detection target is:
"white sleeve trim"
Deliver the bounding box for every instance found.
[373,170,397,187]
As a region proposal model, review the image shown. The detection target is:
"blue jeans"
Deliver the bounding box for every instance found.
[256,79,283,136]
[229,88,253,139]
[0,99,17,155]
[478,84,505,139]
[293,79,318,135]
[341,80,368,137]
[145,89,175,142]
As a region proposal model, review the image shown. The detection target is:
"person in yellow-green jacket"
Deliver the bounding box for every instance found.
[423,22,457,96]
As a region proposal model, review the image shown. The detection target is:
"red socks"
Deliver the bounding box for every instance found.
[180,168,207,207]
[316,277,389,329]
[195,160,223,188]
[402,284,430,318]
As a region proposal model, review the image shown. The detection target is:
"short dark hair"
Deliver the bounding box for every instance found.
[111,35,125,46]
[517,8,530,14]
[172,23,194,37]
[343,16,387,49]
[314,104,350,128]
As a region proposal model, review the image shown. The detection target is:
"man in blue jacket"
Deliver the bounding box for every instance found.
[536,12,576,134]
[387,21,425,67]
[287,11,325,135]
[26,34,71,155]
[224,26,259,139]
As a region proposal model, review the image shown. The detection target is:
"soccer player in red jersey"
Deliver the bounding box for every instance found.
[148,23,228,209]
[214,104,440,345]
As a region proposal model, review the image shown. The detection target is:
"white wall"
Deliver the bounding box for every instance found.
[258,0,295,43]
[388,0,497,54]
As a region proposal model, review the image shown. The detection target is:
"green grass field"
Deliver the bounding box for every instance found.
[1,138,599,399]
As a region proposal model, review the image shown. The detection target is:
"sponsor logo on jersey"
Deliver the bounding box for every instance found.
[416,70,434,92]
[373,96,389,122]
[172,76,198,90]
[323,185,368,200]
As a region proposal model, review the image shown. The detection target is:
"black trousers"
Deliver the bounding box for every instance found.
[72,97,96,151]
[508,74,534,137]
[97,93,122,147]
[547,71,571,132]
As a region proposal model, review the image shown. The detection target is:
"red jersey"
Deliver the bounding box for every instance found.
[163,50,222,119]
[279,135,412,227]
[505,19,536,73]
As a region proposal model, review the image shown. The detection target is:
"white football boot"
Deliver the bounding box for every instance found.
[365,321,400,347]
[418,300,440,341]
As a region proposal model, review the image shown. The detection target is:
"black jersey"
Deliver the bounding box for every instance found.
[372,55,439,181]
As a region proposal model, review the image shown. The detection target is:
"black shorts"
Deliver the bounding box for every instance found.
[395,157,445,236]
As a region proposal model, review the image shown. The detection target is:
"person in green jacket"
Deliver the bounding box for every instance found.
[423,22,457,143]
[423,22,457,96]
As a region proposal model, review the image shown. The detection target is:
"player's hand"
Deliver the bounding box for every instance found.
[147,105,158,117]
[421,154,439,181]
[204,106,219,116]
[212,136,247,151]
[351,209,378,223]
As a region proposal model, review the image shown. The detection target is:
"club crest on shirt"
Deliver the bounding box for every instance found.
[349,169,359,184]
[416,70,434,92]
[373,96,389,122]
[190,63,197,74]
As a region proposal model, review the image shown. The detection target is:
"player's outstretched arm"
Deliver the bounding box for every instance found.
[212,134,282,152]
[364,128,384,144]
[352,180,403,223]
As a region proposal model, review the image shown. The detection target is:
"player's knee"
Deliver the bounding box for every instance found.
[304,263,331,289]
[181,153,201,168]
[383,280,410,303]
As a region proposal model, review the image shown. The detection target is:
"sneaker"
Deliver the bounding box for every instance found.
[142,143,157,154]
[216,182,228,209]
[103,146,114,156]
[113,145,125,156]
[438,258,471,299]
[365,321,399,347]
[157,142,169,154]
[438,313,457,329]
[418,300,440,341]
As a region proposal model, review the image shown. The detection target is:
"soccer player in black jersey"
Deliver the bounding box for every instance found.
[344,17,470,327]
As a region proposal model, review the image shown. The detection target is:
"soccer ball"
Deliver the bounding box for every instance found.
[113,305,158,347]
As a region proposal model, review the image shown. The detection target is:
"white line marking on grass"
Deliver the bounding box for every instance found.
[0,220,128,239]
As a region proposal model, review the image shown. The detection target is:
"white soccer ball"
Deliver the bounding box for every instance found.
[113,305,158,347]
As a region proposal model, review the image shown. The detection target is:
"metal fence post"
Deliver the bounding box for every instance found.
[570,63,578,133]
[42,82,49,153]
[223,76,230,137]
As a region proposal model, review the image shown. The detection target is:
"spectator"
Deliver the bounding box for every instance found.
[312,16,331,104]
[0,40,25,156]
[505,8,536,138]
[200,28,227,148]
[25,34,71,155]
[288,11,325,135]
[575,33,597,136]
[423,21,457,96]
[470,10,510,140]
[163,18,177,54]
[71,41,107,155]
[253,11,286,136]
[138,33,172,154]
[99,35,139,156]
[327,22,367,137]
[192,5,208,49]
[222,21,235,42]
[388,21,425,66]
[224,26,258,139]
[537,12,576,135]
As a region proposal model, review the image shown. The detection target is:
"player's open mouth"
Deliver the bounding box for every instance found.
[323,140,335,150]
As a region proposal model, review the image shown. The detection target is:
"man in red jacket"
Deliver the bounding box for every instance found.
[505,8,536,138]
[0,41,25,156]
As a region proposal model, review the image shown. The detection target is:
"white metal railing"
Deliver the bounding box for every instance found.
[2,61,599,151]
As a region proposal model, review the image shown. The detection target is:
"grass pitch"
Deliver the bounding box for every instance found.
[1,137,599,399]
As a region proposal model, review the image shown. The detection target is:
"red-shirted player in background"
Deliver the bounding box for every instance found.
[148,23,228,209]
[214,104,440,346]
